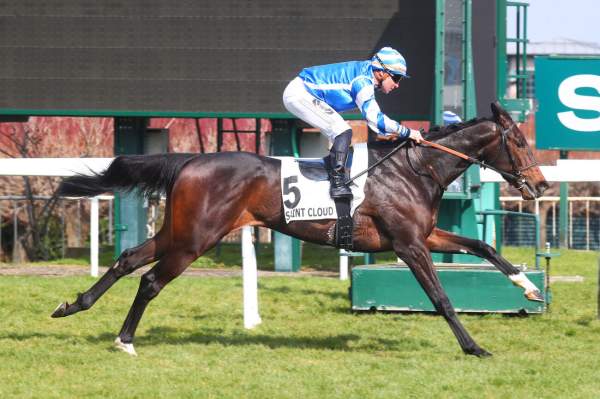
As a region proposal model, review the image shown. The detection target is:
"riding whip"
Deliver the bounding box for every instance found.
[343,139,409,186]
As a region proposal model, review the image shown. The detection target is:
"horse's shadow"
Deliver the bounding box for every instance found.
[87,327,411,353]
[0,331,73,341]
[137,326,361,351]
[1,328,427,354]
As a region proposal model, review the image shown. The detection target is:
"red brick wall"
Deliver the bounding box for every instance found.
[519,114,600,164]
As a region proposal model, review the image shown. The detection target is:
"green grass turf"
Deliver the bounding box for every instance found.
[0,248,598,398]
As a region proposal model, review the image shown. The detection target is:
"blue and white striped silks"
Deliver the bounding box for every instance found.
[371,47,408,77]
[298,60,410,139]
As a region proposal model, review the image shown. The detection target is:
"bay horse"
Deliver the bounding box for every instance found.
[52,102,548,357]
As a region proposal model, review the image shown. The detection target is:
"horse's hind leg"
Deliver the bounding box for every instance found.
[113,249,198,356]
[51,231,168,318]
[425,228,543,301]
[113,207,235,355]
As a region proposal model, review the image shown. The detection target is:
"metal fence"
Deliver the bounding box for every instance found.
[500,196,600,250]
[0,196,114,263]
[0,195,271,263]
[2,195,598,263]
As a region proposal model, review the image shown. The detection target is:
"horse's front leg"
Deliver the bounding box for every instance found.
[394,238,492,357]
[425,228,543,302]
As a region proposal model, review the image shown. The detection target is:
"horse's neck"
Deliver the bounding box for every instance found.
[423,123,495,187]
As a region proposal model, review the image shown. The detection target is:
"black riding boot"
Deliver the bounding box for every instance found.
[329,130,353,199]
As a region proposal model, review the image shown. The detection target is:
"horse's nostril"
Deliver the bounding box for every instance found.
[537,181,549,195]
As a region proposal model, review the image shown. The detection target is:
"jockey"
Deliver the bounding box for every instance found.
[283,47,424,199]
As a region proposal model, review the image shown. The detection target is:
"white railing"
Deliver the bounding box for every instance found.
[0,157,261,329]
[1,158,112,275]
[481,159,600,182]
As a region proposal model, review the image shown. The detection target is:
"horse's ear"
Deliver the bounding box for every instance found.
[490,101,512,127]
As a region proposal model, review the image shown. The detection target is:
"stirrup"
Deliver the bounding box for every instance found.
[329,172,352,199]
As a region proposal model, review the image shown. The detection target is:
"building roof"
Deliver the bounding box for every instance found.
[508,37,600,56]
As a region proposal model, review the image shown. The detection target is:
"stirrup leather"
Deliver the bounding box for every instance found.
[335,215,353,250]
[332,198,353,250]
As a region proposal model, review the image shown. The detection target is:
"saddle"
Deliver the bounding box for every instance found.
[297,149,355,251]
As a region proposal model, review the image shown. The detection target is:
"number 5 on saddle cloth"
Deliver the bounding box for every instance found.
[277,143,369,250]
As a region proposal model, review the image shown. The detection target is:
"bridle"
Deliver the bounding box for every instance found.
[344,121,538,191]
[484,122,539,189]
[407,122,538,191]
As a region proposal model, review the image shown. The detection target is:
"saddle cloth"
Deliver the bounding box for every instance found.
[277,143,368,223]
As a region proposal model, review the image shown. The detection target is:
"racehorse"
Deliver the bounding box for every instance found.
[52,102,548,357]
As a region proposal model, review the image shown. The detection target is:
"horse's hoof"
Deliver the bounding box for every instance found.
[466,347,493,357]
[51,302,68,318]
[114,337,137,356]
[475,348,493,357]
[525,289,544,302]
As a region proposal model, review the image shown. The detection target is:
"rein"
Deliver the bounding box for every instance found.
[421,123,538,186]
[420,139,517,181]
[344,123,538,190]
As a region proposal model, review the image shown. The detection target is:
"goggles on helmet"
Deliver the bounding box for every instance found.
[375,55,405,83]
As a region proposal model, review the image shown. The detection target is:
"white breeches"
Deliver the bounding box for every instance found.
[282,77,351,141]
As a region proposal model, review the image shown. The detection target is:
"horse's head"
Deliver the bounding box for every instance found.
[488,101,548,200]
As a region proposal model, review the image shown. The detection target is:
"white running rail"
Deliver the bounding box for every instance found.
[0,158,261,328]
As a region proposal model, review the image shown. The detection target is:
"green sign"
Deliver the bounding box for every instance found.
[535,56,600,150]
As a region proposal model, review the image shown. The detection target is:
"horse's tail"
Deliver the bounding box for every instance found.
[58,153,198,198]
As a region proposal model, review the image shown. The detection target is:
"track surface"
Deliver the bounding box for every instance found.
[0,264,338,278]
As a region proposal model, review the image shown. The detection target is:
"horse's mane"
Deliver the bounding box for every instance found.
[425,116,492,140]
[366,139,404,150]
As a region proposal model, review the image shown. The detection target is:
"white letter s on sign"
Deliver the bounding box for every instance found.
[557,74,600,132]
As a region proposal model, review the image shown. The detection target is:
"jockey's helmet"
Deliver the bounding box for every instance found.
[372,47,409,78]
